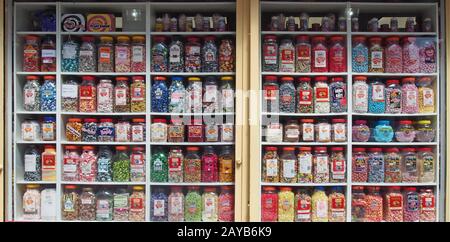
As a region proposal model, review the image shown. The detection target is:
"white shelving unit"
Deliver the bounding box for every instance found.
[8,1,237,222]
[258,1,442,222]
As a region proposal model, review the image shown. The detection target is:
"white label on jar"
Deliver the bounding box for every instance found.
[154,199,165,217]
[354,86,368,107]
[283,159,296,179]
[24,89,36,106]
[116,124,130,142]
[79,50,93,57]
[42,49,56,58]
[314,50,327,68]
[114,195,129,208]
[333,123,347,142]
[285,128,300,138]
[62,45,77,59]
[204,197,216,216]
[81,198,93,205]
[116,47,129,61]
[132,46,144,62]
[42,123,54,140]
[22,123,36,140]
[100,52,110,59]
[372,84,385,102]
[318,124,331,142]
[423,88,434,107]
[266,159,278,177]
[115,88,127,106]
[221,124,234,142]
[316,156,329,174]
[406,90,418,107]
[266,124,283,142]
[131,125,144,142]
[299,154,312,174]
[63,163,77,173]
[204,85,218,102]
[302,123,314,142]
[222,89,234,110]
[316,200,328,218]
[62,84,78,99]
[170,45,181,63]
[24,154,37,172]
[332,160,346,180]
[371,51,383,69]
[98,87,112,104]
[41,189,56,220]
[169,197,183,214]
[97,200,110,217]
[23,193,37,213]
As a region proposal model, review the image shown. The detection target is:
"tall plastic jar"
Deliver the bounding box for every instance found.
[368,78,386,114]
[62,38,80,72]
[185,186,202,222]
[168,147,184,182]
[96,79,114,113]
[40,76,56,112]
[151,188,168,221]
[420,39,437,73]
[23,184,41,220]
[218,186,234,222]
[328,187,346,222]
[130,76,146,112]
[169,38,184,72]
[63,146,80,182]
[329,77,347,113]
[313,147,329,183]
[79,187,96,221]
[202,36,219,72]
[96,189,113,221]
[352,36,368,73]
[351,186,366,222]
[112,146,130,182]
[79,146,97,182]
[365,186,383,222]
[23,35,40,72]
[278,187,295,222]
[385,37,403,73]
[352,76,369,113]
[280,147,297,183]
[184,147,201,183]
[263,75,279,113]
[294,188,312,222]
[79,36,97,72]
[168,186,185,222]
[403,37,420,73]
[23,75,41,111]
[403,187,420,222]
[262,35,278,72]
[313,76,330,113]
[151,76,169,113]
[262,146,279,183]
[24,145,41,181]
[384,187,404,222]
[261,186,278,222]
[296,77,313,113]
[41,36,56,72]
[384,148,402,183]
[151,36,168,72]
[186,77,203,113]
[98,36,114,72]
[419,188,436,222]
[311,187,328,222]
[295,35,311,73]
[367,148,385,183]
[115,36,131,72]
[129,186,146,222]
[114,77,130,112]
[401,148,418,183]
[352,148,368,183]
[42,145,56,182]
[278,39,295,72]
[279,77,296,113]
[368,37,384,73]
[79,76,97,113]
[417,77,435,113]
[401,77,419,114]
[201,146,219,182]
[418,147,435,183]
[131,36,146,72]
[329,36,347,73]
[62,185,79,221]
[385,79,402,114]
[330,147,346,183]
[185,36,202,72]
[202,187,219,222]
[220,76,235,113]
[311,36,329,72]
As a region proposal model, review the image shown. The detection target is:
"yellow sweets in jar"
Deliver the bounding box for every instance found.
[277,187,295,222]
[418,77,435,113]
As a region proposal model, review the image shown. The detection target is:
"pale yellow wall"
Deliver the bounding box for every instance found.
[446,0,450,222]
[1,0,5,222]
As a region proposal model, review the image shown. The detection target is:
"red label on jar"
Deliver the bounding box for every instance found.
[131,87,145,101]
[421,196,435,211]
[99,47,112,63]
[297,199,311,212]
[42,154,56,170]
[130,197,144,210]
[389,195,403,210]
[169,157,182,170]
[297,45,311,60]
[131,154,145,166]
[80,86,94,100]
[315,88,329,102]
[299,90,313,105]
[188,126,203,138]
[331,197,345,210]
[263,45,278,65]
[264,86,278,101]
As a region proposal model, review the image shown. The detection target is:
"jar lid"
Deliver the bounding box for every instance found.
[386,79,400,85]
[367,186,380,191]
[153,36,166,42]
[84,118,98,123]
[352,186,364,191]
[117,35,131,41]
[301,119,314,123]
[331,186,344,193]
[354,76,367,81]
[188,77,201,82]
[368,148,383,153]
[296,35,309,41]
[385,148,400,153]
[204,35,216,41]
[265,146,278,151]
[172,76,184,82]
[353,148,366,152]
[283,147,295,151]
[100,36,113,42]
[187,147,200,151]
[204,187,217,192]
[187,36,200,42]
[399,120,413,125]
[263,186,276,191]
[221,186,233,191]
[154,76,167,81]
[403,36,416,42]
[264,35,277,40]
[332,119,346,123]
[82,146,95,151]
[171,186,183,192]
[26,75,40,80]
[297,77,311,82]
[187,186,200,191]
[314,147,327,152]
[44,75,56,80]
[314,76,328,82]
[354,120,367,125]
[221,76,234,81]
[401,148,416,152]
[132,76,145,81]
[26,184,40,189]
[417,147,433,152]
[353,36,367,42]
[331,77,344,83]
[280,187,292,192]
[100,118,113,123]
[132,118,145,123]
[132,36,145,41]
[312,36,326,41]
[264,76,278,82]
[418,120,431,125]
[133,186,145,191]
[25,35,39,41]
[116,146,128,151]
[116,76,129,81]
[376,120,390,126]
[315,186,325,191]
[386,36,400,42]
[82,76,96,81]
[402,77,416,83]
[331,147,344,152]
[419,77,432,83]
[44,145,56,149]
[68,118,82,122]
[132,147,145,152]
[330,35,345,41]
[296,147,311,152]
[81,36,95,42]
[65,185,77,190]
[405,187,417,192]
[389,186,402,190]
[369,37,382,43]
[43,116,56,122]
[153,118,167,123]
[65,145,79,150]
[280,76,294,82]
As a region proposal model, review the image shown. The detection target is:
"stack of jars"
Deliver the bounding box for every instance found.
[150,76,235,113]
[61,35,146,73]
[352,119,436,143]
[261,186,346,222]
[23,75,57,112]
[262,35,347,73]
[351,186,436,222]
[352,76,435,114]
[263,76,347,114]
[265,118,347,143]
[62,75,146,113]
[22,185,57,221]
[352,36,436,73]
[352,16,433,33]
[21,117,56,142]
[62,146,146,183]
[150,186,235,222]
[150,118,234,143]
[151,36,235,73]
[22,35,56,72]
[351,147,435,183]
[61,185,146,222]
[267,13,346,32]
[262,146,346,184]
[150,146,234,183]
[23,145,57,182]
[155,13,229,32]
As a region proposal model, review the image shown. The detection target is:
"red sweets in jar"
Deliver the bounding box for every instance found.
[261,187,278,222]
[188,119,204,142]
[311,36,329,73]
[329,36,347,73]
[385,37,403,73]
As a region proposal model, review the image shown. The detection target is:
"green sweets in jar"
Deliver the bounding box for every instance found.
[151,148,168,182]
[185,186,202,222]
[112,146,130,182]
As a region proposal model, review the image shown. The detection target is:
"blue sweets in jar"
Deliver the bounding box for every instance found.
[151,76,169,113]
[373,120,394,142]
[368,79,386,114]
[40,75,57,112]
